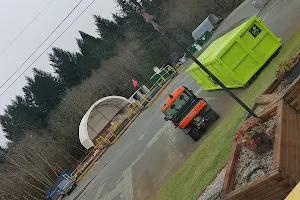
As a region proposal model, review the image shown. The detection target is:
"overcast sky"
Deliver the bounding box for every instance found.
[0,0,118,147]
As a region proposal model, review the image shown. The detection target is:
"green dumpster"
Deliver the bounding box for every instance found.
[186,16,281,90]
[187,44,197,55]
[196,31,212,46]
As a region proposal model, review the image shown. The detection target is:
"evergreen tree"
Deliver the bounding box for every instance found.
[24,68,65,115]
[93,15,124,42]
[0,147,6,163]
[0,96,44,141]
[77,31,112,61]
[49,48,83,87]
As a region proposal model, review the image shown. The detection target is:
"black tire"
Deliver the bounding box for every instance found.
[208,109,219,121]
[66,183,77,195]
[188,128,201,141]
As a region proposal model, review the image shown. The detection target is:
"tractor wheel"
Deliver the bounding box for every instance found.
[208,109,219,121]
[188,128,201,141]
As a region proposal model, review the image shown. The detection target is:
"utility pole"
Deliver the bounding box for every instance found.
[128,0,258,118]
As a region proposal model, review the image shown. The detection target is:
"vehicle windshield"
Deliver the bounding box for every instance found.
[165,91,192,118]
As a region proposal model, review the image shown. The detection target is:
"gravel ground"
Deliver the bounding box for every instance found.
[273,79,290,93]
[234,117,276,188]
[234,146,273,188]
[197,167,227,200]
[197,118,277,200]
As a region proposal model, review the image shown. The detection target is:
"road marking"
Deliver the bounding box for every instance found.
[156,115,164,123]
[195,87,204,96]
[139,131,147,141]
[176,73,190,86]
[94,182,106,199]
[187,79,195,86]
[99,170,133,200]
[202,97,218,101]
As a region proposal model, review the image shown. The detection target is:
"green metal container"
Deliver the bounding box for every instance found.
[186,16,281,90]
[196,31,212,46]
[187,44,197,55]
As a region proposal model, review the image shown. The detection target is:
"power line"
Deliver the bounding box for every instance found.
[0,0,84,91]
[0,0,98,98]
[0,0,55,58]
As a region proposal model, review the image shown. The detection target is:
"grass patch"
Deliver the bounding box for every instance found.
[154,28,300,200]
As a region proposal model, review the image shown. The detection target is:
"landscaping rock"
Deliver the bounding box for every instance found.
[273,79,290,94]
[234,117,276,188]
[198,167,227,200]
[234,147,273,188]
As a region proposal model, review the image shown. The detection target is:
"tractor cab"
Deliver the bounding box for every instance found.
[161,86,219,141]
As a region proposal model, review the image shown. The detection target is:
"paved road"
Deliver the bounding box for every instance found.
[66,1,300,200]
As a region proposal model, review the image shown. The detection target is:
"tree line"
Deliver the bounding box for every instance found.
[0,0,244,199]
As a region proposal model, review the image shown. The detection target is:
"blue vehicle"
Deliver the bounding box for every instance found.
[45,170,77,200]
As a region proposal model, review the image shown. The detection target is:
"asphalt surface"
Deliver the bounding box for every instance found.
[65,0,300,200]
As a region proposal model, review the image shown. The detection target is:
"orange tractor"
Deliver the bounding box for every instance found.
[161,86,219,141]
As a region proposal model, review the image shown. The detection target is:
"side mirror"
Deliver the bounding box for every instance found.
[170,104,175,109]
[164,116,170,121]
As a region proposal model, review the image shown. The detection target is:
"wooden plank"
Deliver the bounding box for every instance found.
[273,100,283,168]
[257,178,290,200]
[224,169,281,200]
[295,113,300,181]
[247,78,283,119]
[284,76,300,102]
[242,176,281,199]
[246,171,287,199]
[258,100,278,120]
[285,76,300,93]
[255,93,285,105]
[296,103,300,111]
[270,110,277,117]
[263,79,282,94]
[269,176,296,200]
[285,104,298,181]
[253,104,266,115]
[297,114,300,180]
[285,103,290,179]
[291,106,296,180]
[225,173,280,200]
[269,174,296,200]
[251,178,286,200]
[285,102,291,177]
[280,101,288,171]
[286,104,293,179]
[289,89,300,108]
[281,100,287,171]
[291,107,298,181]
[268,185,294,200]
[221,142,240,196]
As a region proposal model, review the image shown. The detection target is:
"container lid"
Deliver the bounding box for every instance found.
[198,16,259,64]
